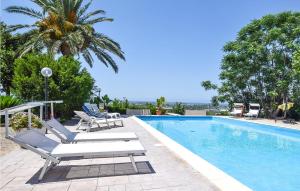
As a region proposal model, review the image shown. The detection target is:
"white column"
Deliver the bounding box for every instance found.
[28,108,32,129]
[40,105,43,120]
[5,109,9,138]
[50,102,54,119]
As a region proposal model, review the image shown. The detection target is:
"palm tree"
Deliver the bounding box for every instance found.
[5,0,125,72]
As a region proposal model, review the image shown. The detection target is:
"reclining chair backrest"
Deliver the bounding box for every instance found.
[74,111,92,122]
[248,103,260,115]
[90,104,106,118]
[14,129,59,153]
[83,103,97,116]
[45,119,75,142]
[91,104,100,113]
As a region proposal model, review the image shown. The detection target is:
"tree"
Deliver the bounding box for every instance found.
[172,102,185,115]
[0,22,39,95]
[202,12,300,117]
[211,96,219,108]
[291,50,300,117]
[5,0,125,72]
[201,81,218,91]
[12,54,94,119]
[101,94,111,109]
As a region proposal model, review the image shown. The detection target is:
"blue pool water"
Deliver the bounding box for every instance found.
[138,116,300,191]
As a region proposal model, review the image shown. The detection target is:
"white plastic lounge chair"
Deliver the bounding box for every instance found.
[74,111,124,132]
[244,103,260,118]
[44,118,137,143]
[230,103,244,116]
[8,129,146,181]
[90,103,121,118]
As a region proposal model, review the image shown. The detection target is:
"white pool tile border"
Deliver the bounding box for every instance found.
[132,116,252,191]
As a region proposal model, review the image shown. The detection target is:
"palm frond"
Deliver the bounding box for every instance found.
[52,0,65,17]
[85,17,113,25]
[31,0,52,9]
[92,34,125,60]
[5,6,43,19]
[75,24,92,36]
[62,0,70,18]
[63,32,81,55]
[17,28,53,57]
[94,33,121,49]
[74,0,84,12]
[79,10,106,22]
[77,0,92,18]
[82,49,93,67]
[48,40,62,57]
[99,50,119,73]
[89,46,109,67]
[7,24,36,32]
[89,46,118,73]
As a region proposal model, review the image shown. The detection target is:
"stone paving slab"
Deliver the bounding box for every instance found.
[0,117,219,191]
[0,127,19,156]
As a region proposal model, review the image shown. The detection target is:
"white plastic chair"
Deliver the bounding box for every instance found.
[74,111,124,132]
[44,118,137,143]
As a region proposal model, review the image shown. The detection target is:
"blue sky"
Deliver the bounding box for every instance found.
[1,0,299,103]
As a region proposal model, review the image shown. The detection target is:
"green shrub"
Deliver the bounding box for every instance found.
[219,110,229,116]
[206,110,229,116]
[172,102,185,115]
[0,96,22,109]
[107,106,126,114]
[146,103,156,115]
[9,112,42,131]
[206,110,215,116]
[156,96,166,109]
[12,54,94,119]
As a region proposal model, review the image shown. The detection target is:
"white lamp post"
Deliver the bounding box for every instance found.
[41,67,52,120]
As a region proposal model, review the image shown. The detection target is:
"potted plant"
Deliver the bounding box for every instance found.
[9,112,44,133]
[156,96,166,115]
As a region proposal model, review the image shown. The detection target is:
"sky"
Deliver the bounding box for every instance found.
[1,0,300,103]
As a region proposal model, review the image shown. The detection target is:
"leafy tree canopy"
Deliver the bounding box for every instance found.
[12,54,94,119]
[0,22,40,95]
[202,12,300,117]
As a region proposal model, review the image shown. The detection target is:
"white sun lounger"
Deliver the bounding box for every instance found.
[74,111,124,132]
[244,103,260,118]
[9,129,146,181]
[230,103,244,116]
[44,118,138,143]
[90,103,121,118]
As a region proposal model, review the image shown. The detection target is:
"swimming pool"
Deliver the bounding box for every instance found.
[138,116,300,191]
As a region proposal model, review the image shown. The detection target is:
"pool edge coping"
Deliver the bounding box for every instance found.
[138,115,300,132]
[131,116,253,191]
[215,116,300,131]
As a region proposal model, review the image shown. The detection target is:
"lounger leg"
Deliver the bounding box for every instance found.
[129,155,138,173]
[76,119,83,130]
[39,159,52,181]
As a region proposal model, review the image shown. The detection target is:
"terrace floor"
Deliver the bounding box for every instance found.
[0,117,219,191]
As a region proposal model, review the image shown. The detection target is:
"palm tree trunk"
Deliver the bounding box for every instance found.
[60,43,72,56]
[283,96,288,118]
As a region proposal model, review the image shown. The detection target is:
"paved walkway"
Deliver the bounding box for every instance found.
[0,117,219,191]
[0,127,18,156]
